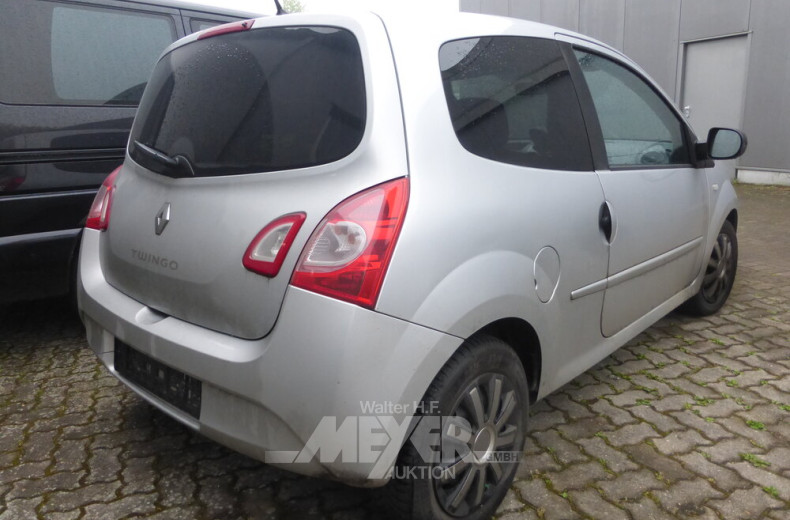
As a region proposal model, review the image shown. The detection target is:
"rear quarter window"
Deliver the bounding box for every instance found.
[130,26,366,177]
[439,36,592,172]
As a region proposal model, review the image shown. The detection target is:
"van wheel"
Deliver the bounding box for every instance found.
[681,220,737,316]
[384,336,528,520]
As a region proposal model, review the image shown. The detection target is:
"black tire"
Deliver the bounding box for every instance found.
[67,231,83,314]
[681,220,738,316]
[383,336,529,520]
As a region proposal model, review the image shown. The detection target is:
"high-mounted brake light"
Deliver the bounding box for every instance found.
[243,213,306,277]
[197,19,255,40]
[291,178,409,308]
[86,166,120,231]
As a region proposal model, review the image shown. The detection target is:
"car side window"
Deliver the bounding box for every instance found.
[439,37,593,171]
[574,50,690,168]
[0,0,177,106]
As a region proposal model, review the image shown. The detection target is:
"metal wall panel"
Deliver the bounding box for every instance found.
[579,0,625,50]
[679,0,750,42]
[480,0,510,16]
[623,0,682,97]
[510,0,541,21]
[681,36,749,136]
[740,0,790,170]
[459,0,482,13]
[540,0,579,31]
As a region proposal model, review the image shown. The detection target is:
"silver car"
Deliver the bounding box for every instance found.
[78,8,746,519]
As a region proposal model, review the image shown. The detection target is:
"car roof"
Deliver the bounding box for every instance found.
[377,9,620,57]
[164,7,627,72]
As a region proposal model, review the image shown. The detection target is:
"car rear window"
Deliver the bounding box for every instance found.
[130,26,366,177]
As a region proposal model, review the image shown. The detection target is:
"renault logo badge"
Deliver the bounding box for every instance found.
[155,202,171,235]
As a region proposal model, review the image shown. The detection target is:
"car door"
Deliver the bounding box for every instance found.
[570,47,708,337]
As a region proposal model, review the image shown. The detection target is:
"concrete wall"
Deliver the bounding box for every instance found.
[461,0,790,180]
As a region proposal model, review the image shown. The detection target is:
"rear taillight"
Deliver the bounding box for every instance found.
[291,177,409,308]
[86,166,120,231]
[197,19,255,40]
[243,213,306,277]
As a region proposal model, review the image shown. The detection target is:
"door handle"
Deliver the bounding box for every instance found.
[599,201,613,243]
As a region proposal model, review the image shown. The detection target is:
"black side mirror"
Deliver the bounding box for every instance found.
[707,128,747,160]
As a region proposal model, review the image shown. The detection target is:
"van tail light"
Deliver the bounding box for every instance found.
[291,177,409,308]
[86,166,121,231]
[243,213,306,277]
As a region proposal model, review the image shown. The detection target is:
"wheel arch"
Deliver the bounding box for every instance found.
[468,317,542,404]
[726,208,738,230]
[702,177,738,265]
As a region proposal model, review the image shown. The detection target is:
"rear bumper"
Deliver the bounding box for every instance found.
[78,229,460,486]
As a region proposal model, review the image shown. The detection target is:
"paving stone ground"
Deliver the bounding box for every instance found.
[1,183,789,520]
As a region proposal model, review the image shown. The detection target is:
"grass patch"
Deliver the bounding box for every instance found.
[740,453,770,468]
[611,371,632,381]
[635,385,659,395]
[642,372,665,383]
[734,397,752,410]
[746,420,765,430]
[763,486,780,498]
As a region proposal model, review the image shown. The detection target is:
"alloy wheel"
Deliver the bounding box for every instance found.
[701,231,734,304]
[434,373,521,517]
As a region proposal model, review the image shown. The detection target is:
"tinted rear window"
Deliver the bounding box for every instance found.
[440,37,592,171]
[130,26,366,177]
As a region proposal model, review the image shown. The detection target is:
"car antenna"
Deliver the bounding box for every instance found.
[273,0,287,15]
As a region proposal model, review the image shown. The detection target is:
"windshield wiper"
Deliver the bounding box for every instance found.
[133,141,195,177]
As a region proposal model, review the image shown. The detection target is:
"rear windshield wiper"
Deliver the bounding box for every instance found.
[133,141,195,177]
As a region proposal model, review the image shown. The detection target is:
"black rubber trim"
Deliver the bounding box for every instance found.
[0,148,125,165]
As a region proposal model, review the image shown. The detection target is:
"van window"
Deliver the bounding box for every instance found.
[440,37,592,171]
[130,26,366,177]
[0,0,176,106]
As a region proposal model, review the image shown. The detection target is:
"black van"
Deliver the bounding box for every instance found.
[0,0,255,304]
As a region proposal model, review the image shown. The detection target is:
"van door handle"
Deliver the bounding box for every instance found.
[599,201,613,243]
